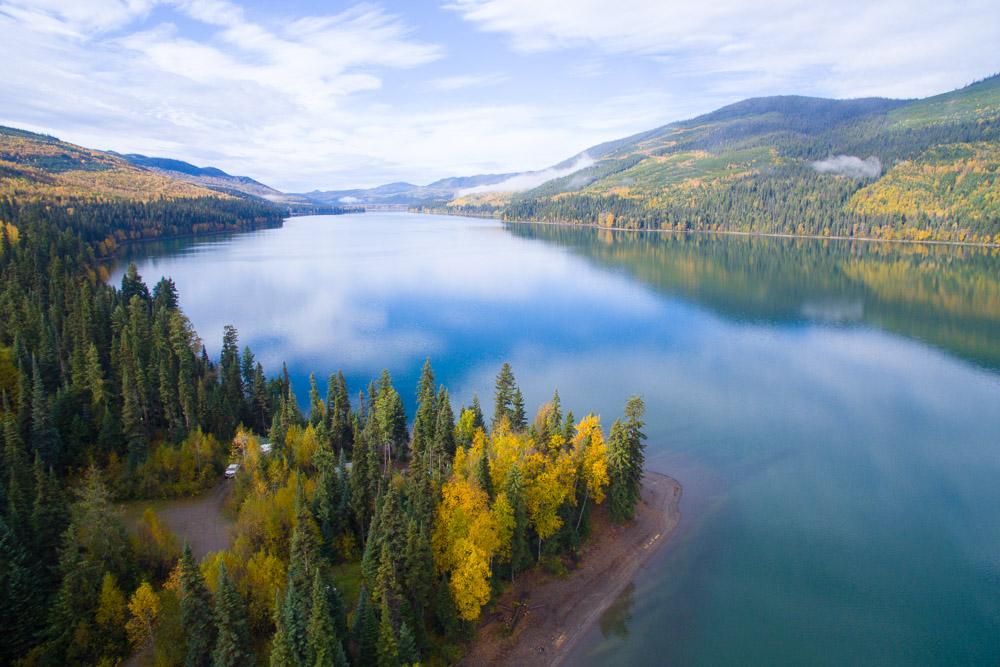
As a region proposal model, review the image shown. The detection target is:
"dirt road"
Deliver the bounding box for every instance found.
[150,480,235,561]
[462,471,682,666]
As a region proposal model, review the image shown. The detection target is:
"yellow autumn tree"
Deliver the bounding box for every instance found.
[126,582,161,653]
[432,476,500,621]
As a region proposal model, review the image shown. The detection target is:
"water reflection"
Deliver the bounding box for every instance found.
[111,213,1000,666]
[600,582,636,640]
[507,225,1000,370]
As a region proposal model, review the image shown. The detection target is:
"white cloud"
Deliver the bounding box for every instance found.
[443,0,1000,100]
[339,196,360,203]
[426,72,507,91]
[457,153,594,196]
[811,155,881,179]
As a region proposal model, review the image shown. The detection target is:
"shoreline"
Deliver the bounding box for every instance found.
[461,470,682,666]
[409,209,1000,250]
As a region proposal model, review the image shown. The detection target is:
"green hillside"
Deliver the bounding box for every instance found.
[440,75,1000,244]
[0,126,287,255]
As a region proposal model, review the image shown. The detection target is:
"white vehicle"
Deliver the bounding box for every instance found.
[260,443,273,455]
[224,463,240,478]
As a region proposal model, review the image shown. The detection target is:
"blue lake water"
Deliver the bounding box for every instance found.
[114,213,1000,665]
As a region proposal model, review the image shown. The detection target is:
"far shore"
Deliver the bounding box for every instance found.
[461,471,682,666]
[411,208,1000,250]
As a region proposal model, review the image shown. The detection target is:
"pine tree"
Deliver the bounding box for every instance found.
[475,445,494,499]
[179,542,215,667]
[511,387,526,432]
[504,465,531,578]
[212,561,253,667]
[308,373,324,427]
[606,419,633,524]
[397,621,419,666]
[562,410,575,445]
[376,597,398,667]
[269,588,293,667]
[402,518,434,615]
[492,363,517,430]
[0,515,44,662]
[623,395,647,508]
[470,393,484,431]
[29,357,60,466]
[306,571,338,667]
[432,387,455,466]
[283,576,309,665]
[354,585,379,667]
[31,455,67,573]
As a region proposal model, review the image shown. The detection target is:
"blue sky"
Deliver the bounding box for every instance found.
[1,0,997,192]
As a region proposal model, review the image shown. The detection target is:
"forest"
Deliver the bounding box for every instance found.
[422,75,1000,245]
[0,188,649,665]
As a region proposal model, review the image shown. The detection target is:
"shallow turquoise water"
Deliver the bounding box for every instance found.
[116,213,1000,665]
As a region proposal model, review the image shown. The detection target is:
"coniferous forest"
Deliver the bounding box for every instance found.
[0,191,649,665]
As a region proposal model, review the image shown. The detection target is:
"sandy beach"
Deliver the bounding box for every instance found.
[462,470,683,666]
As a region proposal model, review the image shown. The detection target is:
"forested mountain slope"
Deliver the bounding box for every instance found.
[437,75,1000,244]
[0,126,287,254]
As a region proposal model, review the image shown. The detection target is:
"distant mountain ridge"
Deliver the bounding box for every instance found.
[118,153,292,201]
[433,73,1000,245]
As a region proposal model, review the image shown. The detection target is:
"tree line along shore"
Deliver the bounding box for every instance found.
[0,193,661,666]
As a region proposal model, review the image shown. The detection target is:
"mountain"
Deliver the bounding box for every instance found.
[118,153,290,201]
[428,74,1000,245]
[0,125,287,251]
[0,126,224,203]
[299,172,521,206]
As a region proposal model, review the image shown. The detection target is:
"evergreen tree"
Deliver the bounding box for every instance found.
[31,455,67,573]
[624,395,647,507]
[152,276,179,311]
[470,393,484,431]
[30,357,60,466]
[213,561,253,667]
[308,373,324,427]
[0,515,44,662]
[492,363,517,430]
[562,410,576,445]
[306,571,338,667]
[179,542,216,667]
[376,597,398,667]
[354,585,379,667]
[606,419,633,524]
[397,621,419,666]
[504,465,531,578]
[269,588,293,667]
[475,445,493,499]
[401,517,434,633]
[511,387,526,432]
[432,387,455,465]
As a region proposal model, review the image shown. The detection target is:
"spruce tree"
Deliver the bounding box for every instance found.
[376,597,398,667]
[623,395,647,507]
[179,542,216,667]
[397,621,419,666]
[606,419,633,524]
[269,588,293,667]
[212,561,253,667]
[402,518,434,615]
[511,387,526,432]
[29,357,60,466]
[492,362,517,430]
[432,387,455,465]
[308,373,324,427]
[354,585,379,667]
[504,465,531,578]
[306,571,337,667]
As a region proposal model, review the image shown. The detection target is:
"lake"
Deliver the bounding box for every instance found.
[114,212,1000,665]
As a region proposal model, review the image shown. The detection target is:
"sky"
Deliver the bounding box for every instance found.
[1,1,998,192]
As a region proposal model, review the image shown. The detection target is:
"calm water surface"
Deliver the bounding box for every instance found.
[114,213,1000,666]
